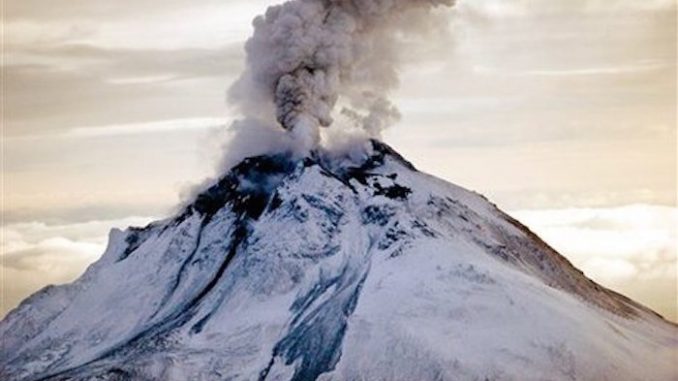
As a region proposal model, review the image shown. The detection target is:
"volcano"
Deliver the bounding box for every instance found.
[1,141,676,381]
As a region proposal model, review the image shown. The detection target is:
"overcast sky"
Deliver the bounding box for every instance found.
[2,0,676,320]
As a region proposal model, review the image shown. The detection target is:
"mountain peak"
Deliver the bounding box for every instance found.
[1,141,675,381]
[186,140,413,221]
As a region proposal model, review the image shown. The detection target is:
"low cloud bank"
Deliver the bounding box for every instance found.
[513,204,677,321]
[2,205,674,322]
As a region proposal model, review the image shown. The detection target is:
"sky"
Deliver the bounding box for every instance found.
[1,0,676,321]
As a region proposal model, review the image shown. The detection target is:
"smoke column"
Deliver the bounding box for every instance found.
[228,0,455,154]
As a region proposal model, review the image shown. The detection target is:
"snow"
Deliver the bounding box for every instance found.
[329,238,677,380]
[1,141,676,381]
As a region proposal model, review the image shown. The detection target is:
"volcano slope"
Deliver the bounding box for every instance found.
[1,141,676,381]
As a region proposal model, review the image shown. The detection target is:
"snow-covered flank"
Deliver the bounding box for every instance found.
[1,141,676,381]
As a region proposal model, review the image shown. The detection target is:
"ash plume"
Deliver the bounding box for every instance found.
[228,0,455,154]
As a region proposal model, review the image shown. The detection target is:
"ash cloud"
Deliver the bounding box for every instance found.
[225,0,456,159]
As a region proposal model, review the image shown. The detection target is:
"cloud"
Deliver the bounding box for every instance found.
[3,238,104,272]
[5,43,245,78]
[456,0,676,18]
[512,204,677,320]
[5,0,275,49]
[66,118,226,138]
[5,118,227,142]
[4,43,244,137]
[473,61,670,77]
[3,115,225,226]
[582,257,638,280]
[0,217,155,317]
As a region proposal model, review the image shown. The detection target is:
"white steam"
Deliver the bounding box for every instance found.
[226,0,456,157]
[183,0,455,207]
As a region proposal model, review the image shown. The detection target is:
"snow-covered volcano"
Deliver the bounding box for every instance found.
[1,141,676,381]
